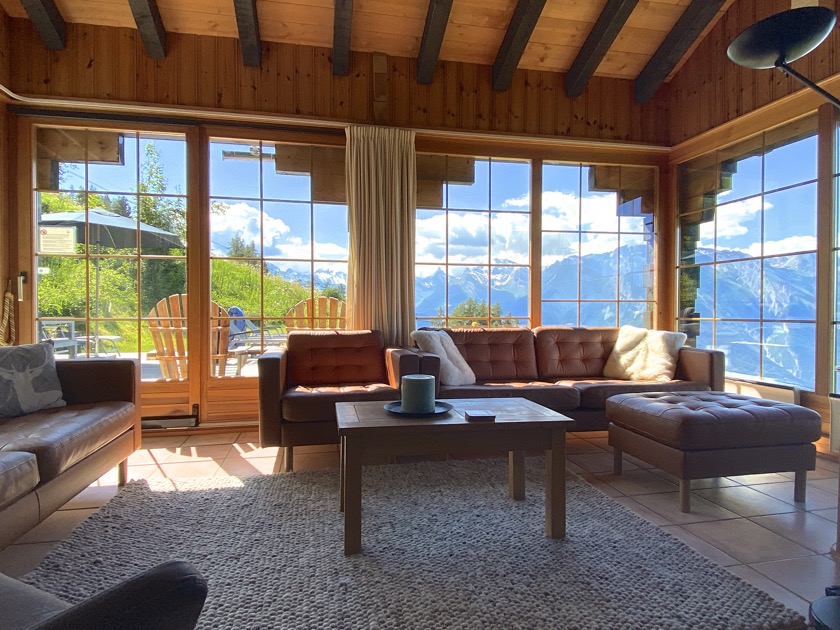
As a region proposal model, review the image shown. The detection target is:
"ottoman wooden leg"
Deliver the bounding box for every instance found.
[613,448,623,475]
[794,471,807,503]
[679,480,691,513]
[282,446,293,473]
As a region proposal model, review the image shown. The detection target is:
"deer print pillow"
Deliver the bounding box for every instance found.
[0,342,66,417]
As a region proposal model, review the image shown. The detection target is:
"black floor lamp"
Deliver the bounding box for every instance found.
[727,6,840,109]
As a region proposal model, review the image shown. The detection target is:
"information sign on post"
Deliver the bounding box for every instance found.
[39,226,77,254]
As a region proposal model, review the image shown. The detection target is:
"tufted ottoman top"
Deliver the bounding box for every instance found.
[605,391,822,451]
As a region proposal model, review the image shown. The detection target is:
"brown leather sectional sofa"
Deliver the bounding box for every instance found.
[417,327,725,431]
[258,330,425,471]
[0,359,140,550]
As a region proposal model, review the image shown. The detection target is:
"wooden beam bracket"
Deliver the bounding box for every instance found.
[234,0,262,68]
[128,0,167,59]
[21,0,66,50]
[492,0,548,92]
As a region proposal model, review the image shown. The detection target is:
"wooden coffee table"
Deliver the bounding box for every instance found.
[336,397,575,555]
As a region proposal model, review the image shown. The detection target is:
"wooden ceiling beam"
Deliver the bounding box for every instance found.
[233,0,262,68]
[333,0,353,76]
[565,0,638,98]
[492,0,547,92]
[128,0,167,59]
[634,0,726,104]
[417,0,454,85]
[20,0,66,50]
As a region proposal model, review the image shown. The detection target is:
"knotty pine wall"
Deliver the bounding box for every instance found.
[668,0,840,145]
[0,9,10,300]
[4,18,670,145]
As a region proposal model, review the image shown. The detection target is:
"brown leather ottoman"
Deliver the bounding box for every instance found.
[605,391,822,512]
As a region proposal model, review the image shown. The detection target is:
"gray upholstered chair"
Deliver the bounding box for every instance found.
[0,560,207,630]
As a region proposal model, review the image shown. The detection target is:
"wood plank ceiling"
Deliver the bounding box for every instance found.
[3,0,735,102]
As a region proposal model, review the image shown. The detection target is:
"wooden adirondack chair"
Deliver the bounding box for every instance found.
[284,296,347,331]
[147,294,232,380]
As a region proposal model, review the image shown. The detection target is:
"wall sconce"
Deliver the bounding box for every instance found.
[727,6,840,109]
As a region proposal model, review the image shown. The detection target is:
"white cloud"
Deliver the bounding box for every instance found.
[212,201,290,248]
[748,236,817,258]
[714,197,764,238]
[541,191,618,232]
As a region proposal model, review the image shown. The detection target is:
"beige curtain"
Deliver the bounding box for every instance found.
[345,125,416,347]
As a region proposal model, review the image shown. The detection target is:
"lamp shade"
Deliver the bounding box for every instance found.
[727,6,836,70]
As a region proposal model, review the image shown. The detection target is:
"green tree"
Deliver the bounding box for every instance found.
[431,298,518,327]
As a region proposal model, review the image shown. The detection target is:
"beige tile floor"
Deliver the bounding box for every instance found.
[1,430,839,620]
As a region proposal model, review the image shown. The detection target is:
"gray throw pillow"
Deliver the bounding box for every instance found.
[0,342,67,418]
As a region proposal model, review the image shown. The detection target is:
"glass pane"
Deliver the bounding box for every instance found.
[209,140,261,198]
[36,256,87,318]
[263,201,311,260]
[717,137,762,203]
[764,133,817,191]
[210,259,262,320]
[448,266,488,318]
[140,135,186,195]
[313,262,347,302]
[835,326,840,392]
[211,197,263,258]
[541,301,577,326]
[619,302,651,328]
[448,211,488,265]
[715,260,760,319]
[679,264,714,318]
[491,212,528,264]
[88,132,137,194]
[762,322,815,389]
[89,258,138,318]
[491,159,529,211]
[580,233,617,300]
[491,266,528,319]
[447,158,489,210]
[619,234,652,301]
[717,320,759,380]
[580,301,616,327]
[679,210,715,265]
[542,232,578,300]
[139,195,185,256]
[581,166,618,232]
[416,264,445,319]
[140,258,186,317]
[265,143,312,201]
[542,163,580,231]
[84,319,130,358]
[715,197,762,259]
[762,254,817,321]
[313,204,348,260]
[263,261,312,319]
[763,184,816,255]
[416,209,446,263]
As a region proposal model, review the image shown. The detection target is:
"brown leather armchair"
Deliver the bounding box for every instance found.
[258,330,421,471]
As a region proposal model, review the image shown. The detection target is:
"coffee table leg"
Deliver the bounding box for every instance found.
[343,436,363,555]
[340,435,346,513]
[545,427,566,539]
[509,450,525,500]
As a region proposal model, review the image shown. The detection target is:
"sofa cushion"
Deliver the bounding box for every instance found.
[0,451,40,510]
[283,384,399,422]
[439,381,579,411]
[603,326,687,382]
[286,330,388,387]
[534,327,618,379]
[0,342,66,418]
[0,402,135,481]
[557,378,711,409]
[444,329,539,381]
[605,391,822,450]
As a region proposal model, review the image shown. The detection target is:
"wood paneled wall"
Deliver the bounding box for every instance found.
[668,0,840,144]
[0,8,10,310]
[5,19,669,146]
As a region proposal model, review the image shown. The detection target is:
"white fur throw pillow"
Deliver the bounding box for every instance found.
[410,330,476,386]
[603,325,687,382]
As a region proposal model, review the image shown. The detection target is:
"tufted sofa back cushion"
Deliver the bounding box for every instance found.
[286,330,387,386]
[443,328,538,381]
[534,327,618,379]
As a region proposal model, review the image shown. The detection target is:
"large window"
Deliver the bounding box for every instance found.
[34,127,187,382]
[414,156,531,328]
[678,116,818,389]
[541,163,655,327]
[209,139,348,376]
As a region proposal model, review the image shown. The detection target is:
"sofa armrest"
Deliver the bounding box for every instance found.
[411,351,442,395]
[55,359,139,406]
[675,347,725,391]
[257,350,288,447]
[384,348,421,388]
[32,560,207,630]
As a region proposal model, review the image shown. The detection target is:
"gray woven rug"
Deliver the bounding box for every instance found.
[25,458,805,629]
